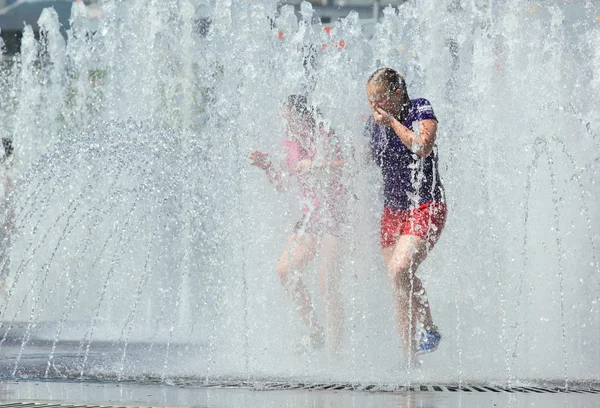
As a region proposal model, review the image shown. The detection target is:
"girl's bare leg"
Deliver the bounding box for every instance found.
[382,235,434,361]
[277,233,321,335]
[317,233,344,352]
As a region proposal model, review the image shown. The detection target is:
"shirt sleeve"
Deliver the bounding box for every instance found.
[413,98,437,122]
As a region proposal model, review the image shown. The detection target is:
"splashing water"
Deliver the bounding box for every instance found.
[0,0,598,386]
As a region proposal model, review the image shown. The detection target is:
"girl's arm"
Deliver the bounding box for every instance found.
[249,150,286,192]
[264,161,286,192]
[390,117,437,158]
[374,106,437,158]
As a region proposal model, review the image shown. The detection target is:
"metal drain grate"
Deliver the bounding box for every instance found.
[189,381,600,394]
[4,377,600,396]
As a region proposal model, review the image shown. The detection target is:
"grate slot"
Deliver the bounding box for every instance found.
[521,387,544,393]
[530,387,557,393]
[432,386,443,392]
[269,383,289,390]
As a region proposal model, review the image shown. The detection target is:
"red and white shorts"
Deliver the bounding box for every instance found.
[380,201,447,249]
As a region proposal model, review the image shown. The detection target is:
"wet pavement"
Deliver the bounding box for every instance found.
[1,379,599,408]
[0,331,598,408]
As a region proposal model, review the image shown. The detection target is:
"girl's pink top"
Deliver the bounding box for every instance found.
[281,126,347,219]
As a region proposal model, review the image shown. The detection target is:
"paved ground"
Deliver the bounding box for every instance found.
[0,329,598,408]
[1,379,599,408]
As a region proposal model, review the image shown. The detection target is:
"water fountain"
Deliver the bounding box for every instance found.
[0,0,598,388]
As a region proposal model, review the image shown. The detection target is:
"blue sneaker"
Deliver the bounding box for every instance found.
[417,330,442,355]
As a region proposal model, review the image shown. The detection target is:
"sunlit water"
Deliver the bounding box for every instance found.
[0,0,598,386]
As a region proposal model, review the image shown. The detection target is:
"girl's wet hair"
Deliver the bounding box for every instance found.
[367,68,411,122]
[368,68,407,93]
[285,94,318,129]
[286,95,310,116]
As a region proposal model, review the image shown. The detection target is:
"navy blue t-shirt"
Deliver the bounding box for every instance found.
[365,98,445,210]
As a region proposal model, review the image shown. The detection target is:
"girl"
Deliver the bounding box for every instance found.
[249,95,347,354]
[364,68,447,364]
